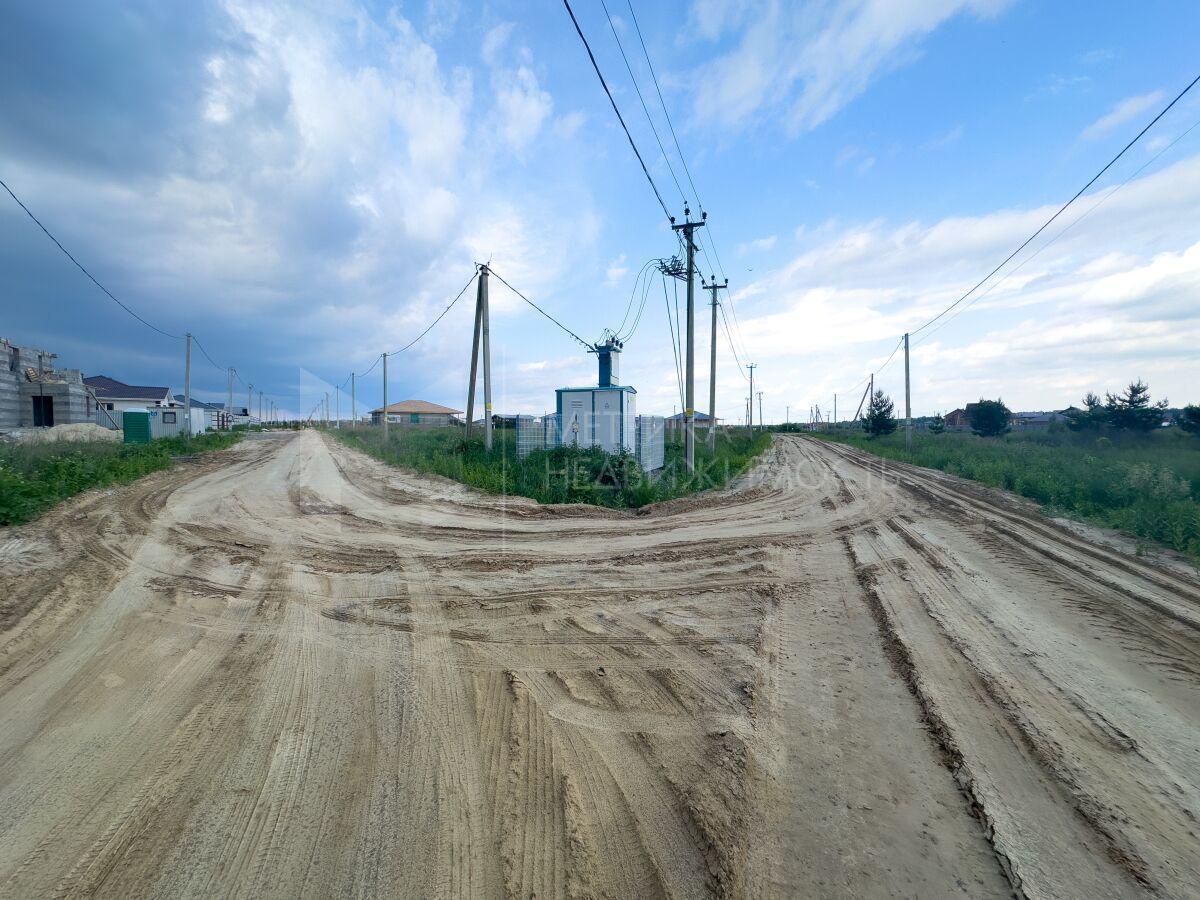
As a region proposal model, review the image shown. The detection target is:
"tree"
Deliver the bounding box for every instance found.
[928,414,945,435]
[1177,405,1200,435]
[862,389,897,437]
[1067,392,1107,431]
[1105,380,1167,433]
[967,399,1011,437]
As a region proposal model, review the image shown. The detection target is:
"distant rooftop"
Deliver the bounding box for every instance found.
[369,399,463,415]
[85,375,170,401]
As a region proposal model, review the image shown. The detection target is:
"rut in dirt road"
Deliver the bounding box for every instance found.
[1,430,1197,898]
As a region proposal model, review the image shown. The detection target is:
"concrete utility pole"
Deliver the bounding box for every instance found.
[258,391,263,424]
[183,333,192,438]
[335,386,340,429]
[382,352,389,443]
[757,392,764,433]
[247,384,252,424]
[904,332,912,451]
[705,276,728,453]
[480,264,493,451]
[671,208,705,473]
[746,363,756,433]
[465,266,483,438]
[351,373,357,429]
[226,367,234,428]
[786,405,789,427]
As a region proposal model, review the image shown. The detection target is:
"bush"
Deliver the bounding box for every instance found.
[967,399,1011,437]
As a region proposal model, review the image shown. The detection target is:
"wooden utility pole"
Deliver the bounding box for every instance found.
[183,332,192,438]
[746,363,756,433]
[705,277,728,453]
[904,332,912,451]
[671,208,705,472]
[351,373,357,429]
[757,391,763,431]
[382,352,389,442]
[465,266,483,438]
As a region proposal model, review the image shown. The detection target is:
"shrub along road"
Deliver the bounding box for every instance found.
[0,430,1197,897]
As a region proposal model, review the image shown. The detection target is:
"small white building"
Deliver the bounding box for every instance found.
[555,340,636,455]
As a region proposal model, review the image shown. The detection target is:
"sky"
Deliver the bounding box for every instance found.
[2,0,1199,423]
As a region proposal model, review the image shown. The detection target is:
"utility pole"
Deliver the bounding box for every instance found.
[904,332,912,451]
[671,208,705,472]
[705,276,727,453]
[746,363,756,433]
[335,386,340,429]
[480,264,493,451]
[247,384,252,424]
[465,266,483,438]
[226,367,234,429]
[785,405,789,427]
[258,390,263,424]
[382,352,389,443]
[834,394,837,429]
[183,332,192,438]
[757,391,764,433]
[351,373,357,429]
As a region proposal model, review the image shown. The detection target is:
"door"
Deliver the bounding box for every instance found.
[32,395,54,427]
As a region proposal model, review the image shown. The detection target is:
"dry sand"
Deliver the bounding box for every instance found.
[1,430,1197,898]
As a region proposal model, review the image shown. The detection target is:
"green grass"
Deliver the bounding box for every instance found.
[0,431,243,526]
[814,426,1200,561]
[330,425,772,509]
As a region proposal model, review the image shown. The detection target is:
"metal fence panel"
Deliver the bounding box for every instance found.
[515,415,540,459]
[635,415,665,471]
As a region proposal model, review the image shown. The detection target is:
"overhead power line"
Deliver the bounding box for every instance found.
[488,266,595,351]
[387,270,478,356]
[909,72,1200,338]
[0,177,182,340]
[625,1,702,212]
[600,0,688,207]
[561,0,673,223]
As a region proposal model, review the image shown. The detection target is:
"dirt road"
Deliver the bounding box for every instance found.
[1,431,1198,898]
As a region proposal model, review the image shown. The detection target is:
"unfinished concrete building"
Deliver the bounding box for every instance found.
[0,337,91,431]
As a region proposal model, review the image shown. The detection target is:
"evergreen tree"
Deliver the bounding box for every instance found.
[1105,380,1167,433]
[862,390,897,437]
[968,399,1011,437]
[1176,405,1200,435]
[928,414,945,435]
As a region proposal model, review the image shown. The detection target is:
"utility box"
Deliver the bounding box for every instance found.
[122,408,152,444]
[556,386,636,454]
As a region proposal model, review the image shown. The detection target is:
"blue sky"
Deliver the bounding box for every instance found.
[2,0,1198,422]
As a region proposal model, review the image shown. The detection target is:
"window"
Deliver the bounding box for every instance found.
[162,411,177,424]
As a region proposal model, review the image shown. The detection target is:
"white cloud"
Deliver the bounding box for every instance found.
[714,154,1200,419]
[1081,90,1163,141]
[692,0,1012,132]
[737,235,777,255]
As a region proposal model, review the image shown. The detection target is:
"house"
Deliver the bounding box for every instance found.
[1,337,91,430]
[943,408,969,431]
[173,394,234,430]
[369,399,463,427]
[1009,410,1071,430]
[664,411,720,435]
[85,376,173,423]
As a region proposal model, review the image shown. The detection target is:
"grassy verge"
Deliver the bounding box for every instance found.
[814,427,1200,561]
[330,425,772,509]
[0,431,243,526]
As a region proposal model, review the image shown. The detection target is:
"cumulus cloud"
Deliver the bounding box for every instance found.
[1081,90,1164,141]
[691,0,1011,132]
[715,154,1200,418]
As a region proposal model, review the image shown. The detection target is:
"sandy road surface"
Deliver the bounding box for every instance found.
[1,430,1198,898]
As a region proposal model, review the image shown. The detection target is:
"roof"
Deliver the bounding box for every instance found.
[369,399,463,415]
[173,394,225,410]
[84,375,171,401]
[665,412,716,422]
